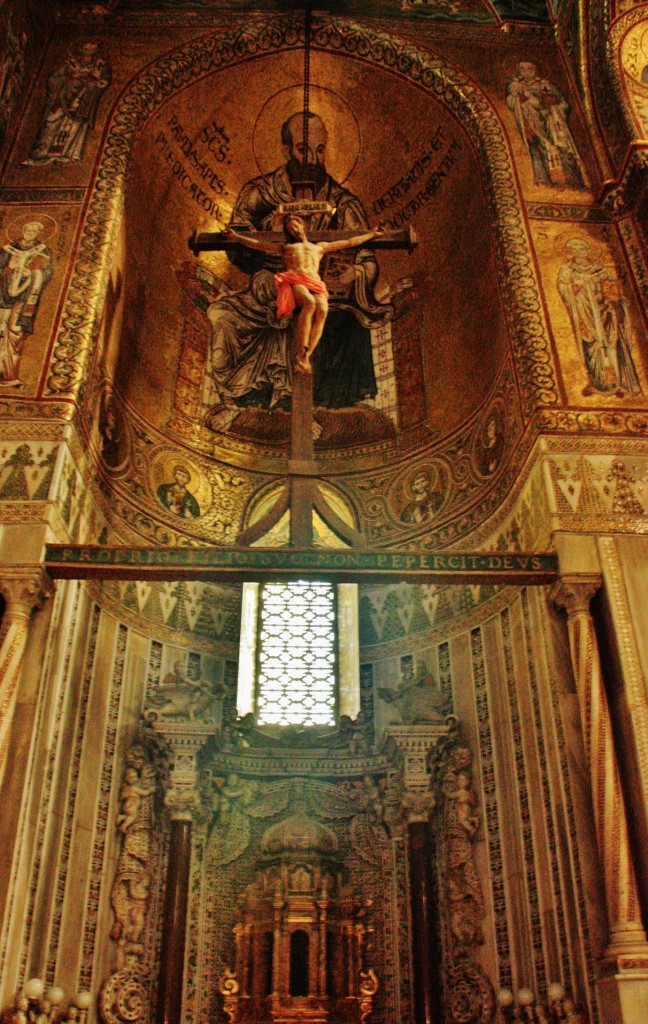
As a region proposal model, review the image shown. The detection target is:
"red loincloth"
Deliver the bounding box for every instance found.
[274,271,328,318]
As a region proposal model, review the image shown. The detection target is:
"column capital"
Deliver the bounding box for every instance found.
[0,569,55,614]
[381,722,454,823]
[164,789,203,821]
[549,574,602,617]
[148,721,218,821]
[0,566,54,618]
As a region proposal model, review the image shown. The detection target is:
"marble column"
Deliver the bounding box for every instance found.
[408,820,443,1024]
[552,576,648,1024]
[0,567,54,782]
[158,815,192,1024]
[381,724,450,1024]
[552,577,647,954]
[151,722,216,1024]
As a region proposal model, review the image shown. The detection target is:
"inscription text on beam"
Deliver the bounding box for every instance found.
[45,544,558,585]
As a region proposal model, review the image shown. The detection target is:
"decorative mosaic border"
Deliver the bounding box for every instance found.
[618,214,648,309]
[606,5,648,152]
[85,580,241,657]
[360,584,519,660]
[0,188,87,204]
[46,602,102,980]
[470,625,513,991]
[526,203,610,221]
[0,420,69,441]
[541,433,648,455]
[521,589,599,1022]
[79,622,128,989]
[589,0,630,168]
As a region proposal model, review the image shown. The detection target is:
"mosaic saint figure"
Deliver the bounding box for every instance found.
[478,413,504,476]
[506,61,585,189]
[0,17,27,150]
[0,221,53,387]
[157,464,200,518]
[400,467,444,524]
[206,110,392,418]
[557,238,642,397]
[26,42,111,164]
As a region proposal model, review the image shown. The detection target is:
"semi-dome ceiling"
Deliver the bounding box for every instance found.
[115,44,510,473]
[59,0,555,25]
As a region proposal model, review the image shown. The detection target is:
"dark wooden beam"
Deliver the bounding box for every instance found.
[188,225,418,256]
[44,544,558,585]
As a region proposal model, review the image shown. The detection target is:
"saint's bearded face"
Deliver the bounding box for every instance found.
[284,115,329,191]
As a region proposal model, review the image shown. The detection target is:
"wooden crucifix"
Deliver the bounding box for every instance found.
[188,1,420,547]
[189,215,417,548]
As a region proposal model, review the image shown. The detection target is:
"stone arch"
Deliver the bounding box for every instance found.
[607,5,648,147]
[46,14,558,422]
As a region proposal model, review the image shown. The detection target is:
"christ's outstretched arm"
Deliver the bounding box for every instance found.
[320,227,383,254]
[224,227,283,256]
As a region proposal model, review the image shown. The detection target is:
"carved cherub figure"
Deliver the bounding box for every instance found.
[151,660,223,722]
[117,766,156,833]
[12,996,29,1024]
[214,772,257,818]
[443,770,479,837]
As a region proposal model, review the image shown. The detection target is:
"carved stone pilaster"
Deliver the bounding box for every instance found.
[0,566,54,621]
[430,722,495,1024]
[149,721,218,821]
[551,575,648,956]
[0,566,54,772]
[380,722,453,822]
[100,733,166,1024]
[549,576,601,621]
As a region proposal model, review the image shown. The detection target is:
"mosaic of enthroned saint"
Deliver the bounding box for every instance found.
[206,111,393,412]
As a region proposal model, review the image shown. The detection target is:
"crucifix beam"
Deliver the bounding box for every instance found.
[190,216,418,549]
[188,226,418,257]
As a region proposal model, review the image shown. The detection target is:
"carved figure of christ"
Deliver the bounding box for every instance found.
[225,215,383,374]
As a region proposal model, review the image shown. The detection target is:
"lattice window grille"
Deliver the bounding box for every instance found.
[256,580,337,726]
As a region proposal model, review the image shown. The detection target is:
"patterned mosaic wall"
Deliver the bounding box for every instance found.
[1,577,603,1024]
[0,9,645,551]
[1,5,648,1023]
[362,585,602,1020]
